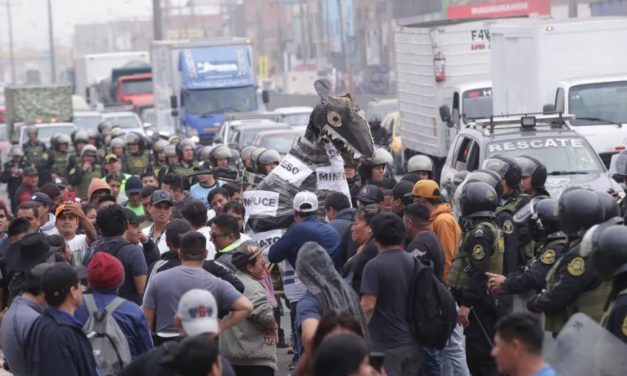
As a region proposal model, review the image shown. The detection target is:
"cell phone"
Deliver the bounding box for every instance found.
[369,352,385,372]
[64,191,76,202]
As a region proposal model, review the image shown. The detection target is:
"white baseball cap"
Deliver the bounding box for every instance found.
[176,289,219,336]
[293,191,318,213]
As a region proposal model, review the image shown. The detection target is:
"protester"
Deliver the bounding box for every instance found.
[75,252,153,359]
[0,204,11,242]
[208,187,231,215]
[491,313,558,376]
[142,189,174,254]
[31,192,57,235]
[355,184,384,208]
[13,166,39,213]
[161,172,193,210]
[220,242,278,375]
[324,192,356,267]
[403,203,445,280]
[55,202,97,265]
[361,213,421,376]
[313,333,383,376]
[86,176,112,206]
[140,185,159,229]
[39,183,63,212]
[123,208,159,268]
[25,262,99,376]
[342,205,381,293]
[141,171,159,188]
[82,203,98,228]
[390,181,414,216]
[211,214,246,265]
[223,201,248,234]
[16,201,40,231]
[142,232,252,343]
[181,198,216,259]
[0,263,49,376]
[88,205,148,304]
[124,175,145,215]
[190,164,220,208]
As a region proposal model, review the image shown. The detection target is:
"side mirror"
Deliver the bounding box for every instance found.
[439,105,453,127]
[543,104,556,114]
[170,94,178,110]
[262,90,270,104]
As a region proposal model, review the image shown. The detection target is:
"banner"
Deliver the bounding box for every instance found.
[447,0,551,20]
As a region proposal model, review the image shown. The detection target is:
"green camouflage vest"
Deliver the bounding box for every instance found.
[125,152,150,175]
[601,288,627,328]
[76,167,103,200]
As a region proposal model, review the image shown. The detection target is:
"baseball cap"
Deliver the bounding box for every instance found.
[411,180,441,199]
[42,262,87,302]
[125,176,143,194]
[151,190,173,206]
[104,154,119,164]
[293,191,318,213]
[356,184,384,204]
[31,192,52,206]
[54,204,71,218]
[123,208,144,225]
[23,166,38,176]
[177,289,219,336]
[231,241,263,271]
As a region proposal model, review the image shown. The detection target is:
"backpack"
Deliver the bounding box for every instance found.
[82,294,132,375]
[407,257,458,350]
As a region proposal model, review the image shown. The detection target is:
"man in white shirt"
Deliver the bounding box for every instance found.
[55,201,97,265]
[142,190,173,254]
[180,198,216,259]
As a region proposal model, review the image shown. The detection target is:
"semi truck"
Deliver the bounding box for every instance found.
[490,17,627,166]
[151,38,265,144]
[74,52,150,105]
[91,63,153,110]
[394,19,498,177]
[4,85,73,139]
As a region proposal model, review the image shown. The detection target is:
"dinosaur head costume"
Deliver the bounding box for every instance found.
[244,80,374,233]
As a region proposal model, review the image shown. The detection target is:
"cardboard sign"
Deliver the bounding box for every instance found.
[270,154,313,187]
[249,229,284,256]
[317,164,351,199]
[242,190,280,217]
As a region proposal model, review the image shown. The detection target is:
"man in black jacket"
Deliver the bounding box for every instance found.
[25,262,99,376]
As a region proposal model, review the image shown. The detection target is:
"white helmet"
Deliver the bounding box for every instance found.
[407,155,434,174]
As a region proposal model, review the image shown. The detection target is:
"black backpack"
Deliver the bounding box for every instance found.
[407,257,457,350]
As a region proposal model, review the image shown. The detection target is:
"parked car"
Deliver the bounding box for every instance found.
[273,106,313,127]
[102,111,147,135]
[73,111,103,131]
[15,123,77,148]
[250,129,304,156]
[228,122,291,150]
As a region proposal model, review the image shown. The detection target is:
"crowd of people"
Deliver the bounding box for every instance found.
[0,117,626,376]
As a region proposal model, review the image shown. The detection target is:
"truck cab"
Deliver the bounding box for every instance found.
[439,81,493,130]
[117,73,154,109]
[553,75,627,167]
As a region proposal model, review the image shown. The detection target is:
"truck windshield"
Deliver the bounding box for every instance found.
[104,115,141,129]
[486,137,603,173]
[569,81,627,126]
[122,79,153,95]
[184,86,257,115]
[73,115,103,131]
[462,88,493,120]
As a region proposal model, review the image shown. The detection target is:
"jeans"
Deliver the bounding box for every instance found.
[383,344,422,376]
[442,315,470,376]
[420,347,442,376]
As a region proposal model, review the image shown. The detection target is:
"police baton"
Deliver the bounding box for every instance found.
[471,308,494,348]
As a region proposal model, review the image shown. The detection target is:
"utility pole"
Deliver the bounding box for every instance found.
[153,0,164,40]
[336,0,352,92]
[46,0,56,83]
[6,0,16,84]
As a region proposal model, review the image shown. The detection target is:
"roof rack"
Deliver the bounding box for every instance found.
[470,112,575,134]
[224,112,281,122]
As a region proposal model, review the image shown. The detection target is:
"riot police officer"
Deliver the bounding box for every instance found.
[240,145,258,173]
[487,198,568,299]
[527,188,611,334]
[256,149,281,175]
[449,181,502,376]
[515,155,549,197]
[483,155,531,276]
[587,225,627,345]
[358,147,393,185]
[209,145,232,169]
[97,120,114,140]
[22,125,51,184]
[49,134,71,179]
[123,133,151,175]
[406,154,434,181]
[368,113,389,146]
[0,146,32,202]
[152,139,169,176]
[175,138,197,176]
[110,137,126,159]
[68,145,103,201]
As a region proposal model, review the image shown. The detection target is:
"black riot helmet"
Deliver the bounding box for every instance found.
[586,225,627,280]
[558,188,605,238]
[595,191,621,222]
[529,197,561,240]
[515,155,547,191]
[482,154,522,189]
[460,181,499,219]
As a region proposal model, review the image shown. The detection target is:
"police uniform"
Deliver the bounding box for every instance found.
[124,151,152,176]
[23,140,53,185]
[527,244,611,334]
[602,288,627,345]
[49,150,70,179]
[450,220,503,376]
[496,192,531,275]
[68,164,103,201]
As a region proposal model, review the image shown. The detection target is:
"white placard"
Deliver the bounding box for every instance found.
[316,165,351,199]
[269,154,313,187]
[242,190,280,217]
[249,229,285,256]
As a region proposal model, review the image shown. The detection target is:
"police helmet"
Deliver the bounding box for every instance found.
[367,113,382,127]
[250,147,268,169]
[56,134,71,145]
[613,149,627,179]
[198,146,214,162]
[528,197,561,240]
[515,155,547,189]
[460,181,499,219]
[110,137,125,149]
[97,121,114,135]
[125,132,140,146]
[595,191,621,221]
[86,129,99,140]
[81,144,98,157]
[168,135,180,145]
[256,149,281,174]
[164,144,177,158]
[74,130,89,144]
[110,127,125,139]
[587,225,627,280]
[26,125,38,134]
[240,145,258,161]
[9,145,24,158]
[154,139,168,153]
[482,155,522,188]
[370,148,393,166]
[558,188,605,237]
[407,155,434,174]
[229,148,241,168]
[210,145,233,165]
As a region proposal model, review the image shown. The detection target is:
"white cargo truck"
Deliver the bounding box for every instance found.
[395,20,502,177]
[491,17,627,165]
[74,51,149,105]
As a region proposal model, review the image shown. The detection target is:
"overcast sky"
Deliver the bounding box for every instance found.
[3,0,156,50]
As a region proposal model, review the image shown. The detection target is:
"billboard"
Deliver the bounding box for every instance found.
[447,0,551,20]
